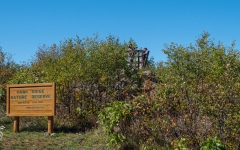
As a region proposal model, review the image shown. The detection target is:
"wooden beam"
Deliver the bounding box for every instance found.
[125,50,144,53]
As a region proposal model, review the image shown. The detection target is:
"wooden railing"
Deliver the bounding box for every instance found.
[125,50,150,68]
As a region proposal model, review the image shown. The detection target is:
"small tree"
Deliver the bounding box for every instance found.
[0,46,20,102]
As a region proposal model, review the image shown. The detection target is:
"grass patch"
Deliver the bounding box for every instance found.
[0,123,111,150]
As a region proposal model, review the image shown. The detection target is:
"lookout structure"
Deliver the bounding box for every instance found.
[126,49,150,68]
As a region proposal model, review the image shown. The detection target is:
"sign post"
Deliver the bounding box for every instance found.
[6,83,56,133]
[14,116,19,133]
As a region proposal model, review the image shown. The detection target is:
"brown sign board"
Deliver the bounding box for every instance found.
[6,83,56,116]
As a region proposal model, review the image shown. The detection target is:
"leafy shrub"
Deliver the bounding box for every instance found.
[98,101,134,148]
[172,138,189,150]
[201,136,227,150]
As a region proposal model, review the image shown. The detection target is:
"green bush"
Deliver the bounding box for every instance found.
[98,101,134,148]
[201,136,227,150]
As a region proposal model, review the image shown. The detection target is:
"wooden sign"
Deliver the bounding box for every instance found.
[6,83,56,116]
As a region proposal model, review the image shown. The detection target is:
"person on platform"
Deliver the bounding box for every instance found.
[140,47,148,68]
[128,44,135,62]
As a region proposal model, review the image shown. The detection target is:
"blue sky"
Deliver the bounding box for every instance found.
[0,0,239,64]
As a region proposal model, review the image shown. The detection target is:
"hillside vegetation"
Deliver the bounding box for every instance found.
[0,32,240,149]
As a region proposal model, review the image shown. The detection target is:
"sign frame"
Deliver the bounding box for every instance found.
[6,83,56,116]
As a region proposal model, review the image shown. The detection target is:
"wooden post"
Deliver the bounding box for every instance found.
[48,116,53,133]
[14,116,19,133]
[137,50,140,68]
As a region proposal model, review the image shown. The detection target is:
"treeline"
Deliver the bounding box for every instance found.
[0,32,240,149]
[0,34,145,129]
